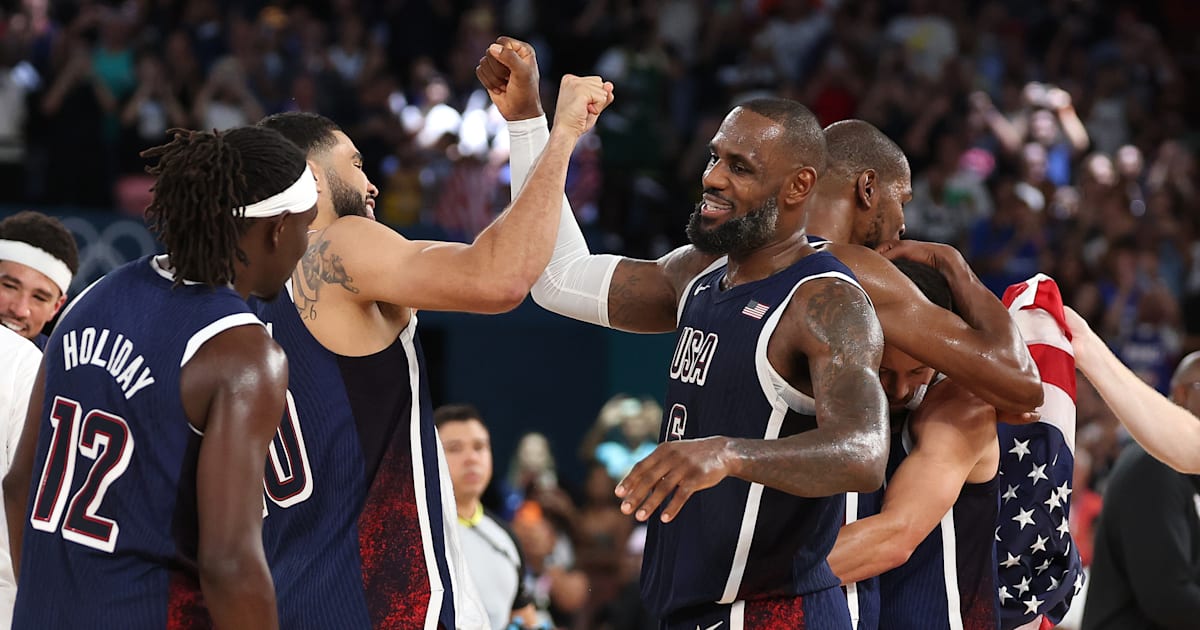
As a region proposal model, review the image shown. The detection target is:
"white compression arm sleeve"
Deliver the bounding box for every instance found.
[509,116,621,328]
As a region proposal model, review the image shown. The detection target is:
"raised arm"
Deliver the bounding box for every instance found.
[1066,306,1200,474]
[181,326,287,630]
[614,277,889,523]
[482,36,719,333]
[827,379,998,584]
[307,71,614,316]
[873,239,1042,414]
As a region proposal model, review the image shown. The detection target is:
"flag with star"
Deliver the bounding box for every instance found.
[994,275,1084,629]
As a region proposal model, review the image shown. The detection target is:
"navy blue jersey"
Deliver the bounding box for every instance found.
[846,488,882,630]
[641,250,865,623]
[254,284,463,629]
[995,277,1083,629]
[877,421,1001,630]
[14,255,262,629]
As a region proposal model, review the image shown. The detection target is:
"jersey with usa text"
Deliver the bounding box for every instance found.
[13,255,262,629]
[994,275,1083,629]
[254,283,466,630]
[641,249,866,622]
[877,420,1001,630]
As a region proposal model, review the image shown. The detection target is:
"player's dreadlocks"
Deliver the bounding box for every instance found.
[141,126,306,286]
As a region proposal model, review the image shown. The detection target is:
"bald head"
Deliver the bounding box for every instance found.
[737,98,827,173]
[1171,351,1200,405]
[823,119,909,188]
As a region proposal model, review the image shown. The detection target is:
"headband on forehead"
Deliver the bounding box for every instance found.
[0,239,73,295]
[237,164,319,218]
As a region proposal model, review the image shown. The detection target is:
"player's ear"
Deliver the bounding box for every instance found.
[787,165,818,204]
[857,170,876,210]
[307,159,323,195]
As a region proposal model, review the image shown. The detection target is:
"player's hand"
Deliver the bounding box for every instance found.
[552,74,614,139]
[476,36,543,121]
[614,436,734,523]
[1062,305,1097,368]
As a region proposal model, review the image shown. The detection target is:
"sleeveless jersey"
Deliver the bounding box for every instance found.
[13,255,262,629]
[641,249,866,623]
[877,421,1001,630]
[994,275,1083,628]
[254,283,475,629]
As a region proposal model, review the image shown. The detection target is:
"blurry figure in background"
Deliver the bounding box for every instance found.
[503,432,578,574]
[970,82,1089,186]
[511,503,589,630]
[579,394,661,481]
[0,211,79,347]
[192,56,264,131]
[435,404,539,630]
[967,177,1049,296]
[1110,283,1182,394]
[1081,352,1200,629]
[594,524,657,630]
[572,462,634,623]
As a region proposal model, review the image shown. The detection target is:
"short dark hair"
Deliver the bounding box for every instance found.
[892,258,956,315]
[737,98,827,172]
[823,119,909,188]
[433,403,484,429]
[258,112,342,155]
[141,126,308,287]
[0,211,80,275]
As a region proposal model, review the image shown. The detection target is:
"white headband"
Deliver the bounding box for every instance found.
[237,164,319,218]
[0,239,73,295]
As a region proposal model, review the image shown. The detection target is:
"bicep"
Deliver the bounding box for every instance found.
[796,279,886,422]
[607,247,719,333]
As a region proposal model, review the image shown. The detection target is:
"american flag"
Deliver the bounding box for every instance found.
[994,275,1084,628]
[742,299,770,319]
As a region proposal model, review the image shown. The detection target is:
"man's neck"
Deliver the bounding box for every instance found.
[805,190,855,245]
[456,499,483,524]
[723,231,812,289]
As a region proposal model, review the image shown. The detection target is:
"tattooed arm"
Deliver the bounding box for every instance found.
[291,238,360,321]
[615,278,889,522]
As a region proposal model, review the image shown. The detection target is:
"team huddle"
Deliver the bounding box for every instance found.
[0,36,1195,630]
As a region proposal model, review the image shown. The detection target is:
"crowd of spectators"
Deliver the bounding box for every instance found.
[1,0,1197,627]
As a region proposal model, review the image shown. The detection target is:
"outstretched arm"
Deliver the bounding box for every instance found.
[1066,306,1200,474]
[307,70,614,316]
[614,278,889,523]
[182,327,287,630]
[874,239,1042,415]
[828,379,998,584]
[482,36,720,334]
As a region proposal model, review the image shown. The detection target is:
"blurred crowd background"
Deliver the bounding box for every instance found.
[1,0,1197,627]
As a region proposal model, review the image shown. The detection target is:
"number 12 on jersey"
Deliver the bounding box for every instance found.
[30,395,134,553]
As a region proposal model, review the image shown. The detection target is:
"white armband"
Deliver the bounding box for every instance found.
[508,116,620,328]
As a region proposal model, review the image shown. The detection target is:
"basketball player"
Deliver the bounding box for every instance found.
[482,40,889,629]
[827,259,1001,630]
[0,211,79,346]
[251,71,614,629]
[1065,306,1200,474]
[2,126,317,628]
[807,121,1042,418]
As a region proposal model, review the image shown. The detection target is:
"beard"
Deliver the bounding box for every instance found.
[686,195,779,255]
[861,213,883,250]
[327,169,369,218]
